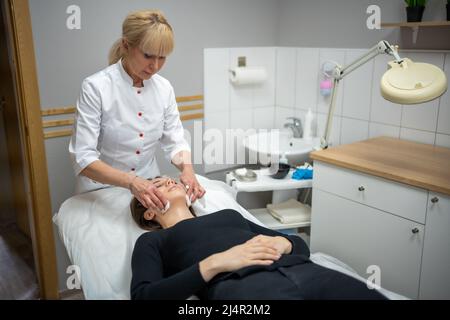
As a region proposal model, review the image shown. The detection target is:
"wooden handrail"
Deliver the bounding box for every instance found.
[178,104,203,112]
[41,95,204,116]
[41,106,76,116]
[42,119,74,128]
[176,95,203,103]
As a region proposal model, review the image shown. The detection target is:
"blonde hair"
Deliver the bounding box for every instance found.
[108,10,174,65]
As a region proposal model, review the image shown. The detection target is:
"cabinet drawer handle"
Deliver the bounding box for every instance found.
[358,186,365,191]
[431,197,439,204]
[412,227,420,234]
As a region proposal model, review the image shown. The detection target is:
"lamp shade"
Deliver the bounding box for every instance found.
[381,58,447,104]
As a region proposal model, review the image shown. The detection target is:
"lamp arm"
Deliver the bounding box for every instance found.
[338,41,402,80]
[320,41,402,149]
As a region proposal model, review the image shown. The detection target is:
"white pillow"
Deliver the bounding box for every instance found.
[193,175,264,226]
[53,175,264,300]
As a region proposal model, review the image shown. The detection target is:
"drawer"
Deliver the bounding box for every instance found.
[313,161,428,224]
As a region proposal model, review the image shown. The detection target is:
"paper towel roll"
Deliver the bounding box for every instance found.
[229,67,267,85]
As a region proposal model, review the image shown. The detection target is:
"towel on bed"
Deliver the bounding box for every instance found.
[53,175,263,299]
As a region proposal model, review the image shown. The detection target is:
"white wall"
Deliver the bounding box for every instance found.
[277,0,450,50]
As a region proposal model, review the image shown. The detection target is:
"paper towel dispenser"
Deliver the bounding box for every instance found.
[229,67,267,86]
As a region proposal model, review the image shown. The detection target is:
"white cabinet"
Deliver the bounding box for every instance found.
[311,161,450,299]
[419,193,450,300]
[311,189,424,299]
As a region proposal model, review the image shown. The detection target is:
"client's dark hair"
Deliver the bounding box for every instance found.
[130,177,196,231]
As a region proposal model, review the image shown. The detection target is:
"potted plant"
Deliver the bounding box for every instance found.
[405,0,427,22]
[447,0,450,21]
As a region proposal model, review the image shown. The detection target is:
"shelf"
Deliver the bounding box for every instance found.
[381,21,450,28]
[225,168,312,192]
[249,208,311,230]
[381,21,450,44]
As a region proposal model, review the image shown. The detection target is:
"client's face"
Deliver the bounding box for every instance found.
[151,177,187,204]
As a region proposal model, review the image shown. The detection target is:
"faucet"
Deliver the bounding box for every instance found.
[283,117,303,138]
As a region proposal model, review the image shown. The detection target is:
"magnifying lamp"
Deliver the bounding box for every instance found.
[320,40,448,149]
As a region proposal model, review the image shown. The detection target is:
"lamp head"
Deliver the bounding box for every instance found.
[381,58,447,104]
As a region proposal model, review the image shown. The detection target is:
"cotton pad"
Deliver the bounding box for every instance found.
[160,201,170,214]
[185,195,192,207]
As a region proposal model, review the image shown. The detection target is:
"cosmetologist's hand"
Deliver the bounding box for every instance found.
[179,170,205,202]
[129,176,168,211]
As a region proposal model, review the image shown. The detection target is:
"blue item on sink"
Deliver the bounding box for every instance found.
[292,167,313,180]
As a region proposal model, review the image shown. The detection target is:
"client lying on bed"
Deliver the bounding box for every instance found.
[130,176,387,300]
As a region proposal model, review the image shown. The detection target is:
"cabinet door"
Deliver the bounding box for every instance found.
[311,189,424,299]
[419,193,450,300]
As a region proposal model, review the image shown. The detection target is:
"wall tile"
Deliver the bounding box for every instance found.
[230,108,253,130]
[435,134,450,148]
[229,48,255,110]
[276,48,296,108]
[296,48,320,111]
[254,106,275,129]
[369,122,400,139]
[437,53,450,135]
[274,106,295,129]
[370,54,403,126]
[316,113,342,147]
[295,108,319,138]
[252,47,276,108]
[203,111,232,173]
[317,49,346,116]
[401,52,444,132]
[204,48,230,113]
[400,128,436,145]
[340,117,369,145]
[342,49,373,121]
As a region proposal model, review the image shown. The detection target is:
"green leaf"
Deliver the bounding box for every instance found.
[405,0,427,6]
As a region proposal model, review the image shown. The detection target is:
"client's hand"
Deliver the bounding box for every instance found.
[199,241,281,282]
[129,176,168,211]
[246,235,293,255]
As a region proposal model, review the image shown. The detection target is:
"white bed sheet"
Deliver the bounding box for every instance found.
[54,175,407,300]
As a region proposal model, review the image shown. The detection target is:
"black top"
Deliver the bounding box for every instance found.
[130,209,310,300]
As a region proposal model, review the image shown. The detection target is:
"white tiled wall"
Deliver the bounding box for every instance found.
[204,47,450,173]
[277,48,450,150]
[204,47,276,173]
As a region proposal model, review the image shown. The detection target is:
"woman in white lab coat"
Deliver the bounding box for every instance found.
[69,10,205,211]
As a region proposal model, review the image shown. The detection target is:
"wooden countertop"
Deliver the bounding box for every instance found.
[310,137,450,196]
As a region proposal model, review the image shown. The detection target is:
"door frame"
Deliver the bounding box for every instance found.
[2,0,58,299]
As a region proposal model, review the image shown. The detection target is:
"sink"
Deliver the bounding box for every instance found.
[243,130,320,166]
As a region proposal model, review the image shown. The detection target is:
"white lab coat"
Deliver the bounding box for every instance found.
[69,59,190,194]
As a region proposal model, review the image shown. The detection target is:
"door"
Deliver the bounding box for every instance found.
[1,0,58,299]
[419,193,450,299]
[0,0,30,237]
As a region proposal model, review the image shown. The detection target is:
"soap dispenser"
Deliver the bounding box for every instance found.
[280,152,288,165]
[303,108,313,140]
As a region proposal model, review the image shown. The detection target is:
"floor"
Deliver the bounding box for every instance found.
[0,220,87,300]
[0,220,39,300]
[59,289,85,300]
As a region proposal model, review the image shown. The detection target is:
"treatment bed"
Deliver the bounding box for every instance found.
[53,175,406,300]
